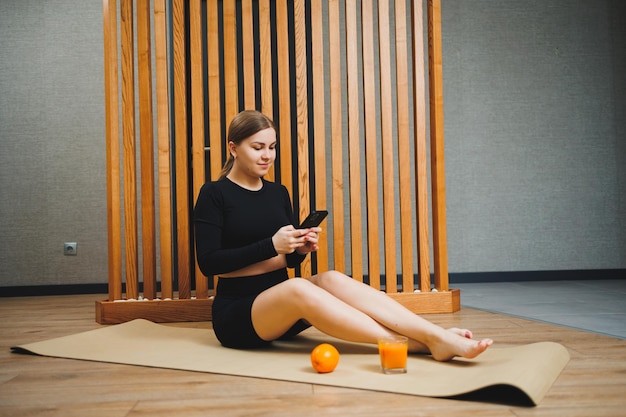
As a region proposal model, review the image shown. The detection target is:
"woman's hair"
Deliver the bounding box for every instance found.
[218,110,276,180]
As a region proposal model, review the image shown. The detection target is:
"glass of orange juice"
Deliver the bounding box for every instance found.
[378,336,408,374]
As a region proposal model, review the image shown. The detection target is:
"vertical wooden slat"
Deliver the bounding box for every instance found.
[154,0,174,299]
[310,0,328,271]
[258,0,274,182]
[137,0,156,300]
[294,0,311,277]
[190,0,208,299]
[223,0,239,124]
[276,1,294,278]
[427,0,449,291]
[394,0,414,292]
[328,0,345,272]
[207,0,222,181]
[207,0,221,290]
[120,0,138,299]
[276,0,292,196]
[173,0,190,299]
[258,0,272,117]
[361,0,380,289]
[412,0,431,292]
[378,0,397,292]
[103,0,122,301]
[241,0,255,109]
[345,0,363,282]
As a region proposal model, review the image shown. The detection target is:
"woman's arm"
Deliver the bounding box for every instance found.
[194,218,278,277]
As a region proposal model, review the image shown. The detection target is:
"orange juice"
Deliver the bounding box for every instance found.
[378,336,408,373]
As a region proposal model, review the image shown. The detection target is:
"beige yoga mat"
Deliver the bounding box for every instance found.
[12,319,569,405]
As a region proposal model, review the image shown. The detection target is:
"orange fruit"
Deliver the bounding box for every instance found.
[310,343,340,373]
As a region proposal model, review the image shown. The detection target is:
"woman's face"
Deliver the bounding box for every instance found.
[230,127,277,178]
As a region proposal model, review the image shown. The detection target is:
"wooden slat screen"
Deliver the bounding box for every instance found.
[98,0,458,324]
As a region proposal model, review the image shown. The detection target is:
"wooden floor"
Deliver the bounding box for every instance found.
[1,294,625,417]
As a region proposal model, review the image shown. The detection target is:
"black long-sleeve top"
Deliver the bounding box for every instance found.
[193,178,306,277]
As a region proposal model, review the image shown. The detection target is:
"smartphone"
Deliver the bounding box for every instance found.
[298,210,328,228]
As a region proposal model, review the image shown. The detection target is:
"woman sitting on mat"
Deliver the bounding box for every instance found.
[193,110,492,361]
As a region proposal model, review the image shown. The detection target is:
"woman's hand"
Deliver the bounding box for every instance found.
[272,225,321,255]
[295,227,321,255]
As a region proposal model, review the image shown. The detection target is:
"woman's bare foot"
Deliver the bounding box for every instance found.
[409,328,475,354]
[428,329,493,362]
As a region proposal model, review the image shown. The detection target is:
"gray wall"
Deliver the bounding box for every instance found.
[0,0,624,290]
[0,0,107,287]
[443,0,625,273]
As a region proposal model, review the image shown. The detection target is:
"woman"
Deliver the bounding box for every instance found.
[194,110,492,361]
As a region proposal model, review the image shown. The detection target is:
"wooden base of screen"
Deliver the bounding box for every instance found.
[95,289,460,324]
[387,289,461,314]
[96,298,214,324]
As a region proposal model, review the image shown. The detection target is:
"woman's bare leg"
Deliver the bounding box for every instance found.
[251,278,398,344]
[252,273,492,361]
[308,271,492,361]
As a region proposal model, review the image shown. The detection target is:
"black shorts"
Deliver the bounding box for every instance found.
[212,270,311,349]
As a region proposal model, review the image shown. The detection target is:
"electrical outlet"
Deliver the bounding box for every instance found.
[64,242,77,256]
